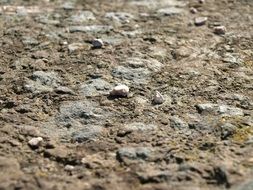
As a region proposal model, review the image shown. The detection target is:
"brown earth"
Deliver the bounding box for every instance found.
[0,0,253,189]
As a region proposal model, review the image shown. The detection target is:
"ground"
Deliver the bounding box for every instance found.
[0,0,253,189]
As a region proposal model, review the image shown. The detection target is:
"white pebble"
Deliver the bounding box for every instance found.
[110,84,129,97]
[152,91,165,105]
[28,137,43,147]
[194,17,208,26]
[92,39,103,48]
[190,7,198,14]
[64,165,75,171]
[213,26,226,35]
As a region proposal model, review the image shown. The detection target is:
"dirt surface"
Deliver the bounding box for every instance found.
[0,0,253,189]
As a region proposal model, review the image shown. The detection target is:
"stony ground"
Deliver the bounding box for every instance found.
[0,0,253,189]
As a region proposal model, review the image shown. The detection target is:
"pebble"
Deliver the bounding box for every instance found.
[190,7,198,14]
[157,7,183,16]
[124,122,157,131]
[170,116,188,129]
[64,165,75,171]
[199,0,205,4]
[109,84,129,97]
[92,39,104,48]
[116,147,152,162]
[194,17,208,26]
[214,26,226,35]
[152,91,165,105]
[28,137,43,148]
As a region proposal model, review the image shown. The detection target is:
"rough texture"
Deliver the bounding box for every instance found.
[0,0,253,190]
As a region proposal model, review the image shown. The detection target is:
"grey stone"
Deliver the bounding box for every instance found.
[105,12,134,23]
[32,71,61,87]
[222,53,243,68]
[130,0,186,9]
[68,11,95,23]
[196,103,244,116]
[125,57,163,72]
[80,78,112,97]
[112,65,151,85]
[22,36,39,46]
[194,17,208,26]
[24,71,61,94]
[56,100,111,128]
[124,122,157,131]
[71,125,103,142]
[220,123,237,140]
[55,86,74,94]
[218,105,244,116]
[170,116,188,129]
[116,147,152,162]
[61,2,75,10]
[69,25,113,33]
[157,7,184,16]
[196,103,217,113]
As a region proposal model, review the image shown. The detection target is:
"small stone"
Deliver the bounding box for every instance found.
[64,165,75,171]
[116,147,152,162]
[170,116,188,129]
[214,26,226,35]
[152,91,165,105]
[190,7,198,14]
[157,7,183,16]
[109,84,129,97]
[124,122,157,131]
[28,137,43,148]
[194,17,208,26]
[92,39,104,48]
[199,0,205,4]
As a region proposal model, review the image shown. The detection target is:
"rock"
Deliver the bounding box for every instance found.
[222,53,243,68]
[157,7,184,16]
[68,11,95,23]
[80,78,112,97]
[196,103,244,116]
[194,17,208,26]
[64,165,75,171]
[55,86,74,94]
[15,125,41,137]
[152,91,165,105]
[68,43,89,53]
[112,66,150,85]
[218,105,244,116]
[116,147,152,162]
[109,84,129,97]
[71,125,103,142]
[199,0,205,4]
[214,26,226,35]
[220,123,237,140]
[190,7,198,14]
[28,137,43,148]
[61,2,75,10]
[170,116,188,129]
[105,12,134,23]
[92,39,104,48]
[56,100,111,128]
[69,25,113,33]
[196,103,216,113]
[32,71,61,87]
[24,71,61,94]
[124,122,157,131]
[125,57,163,72]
